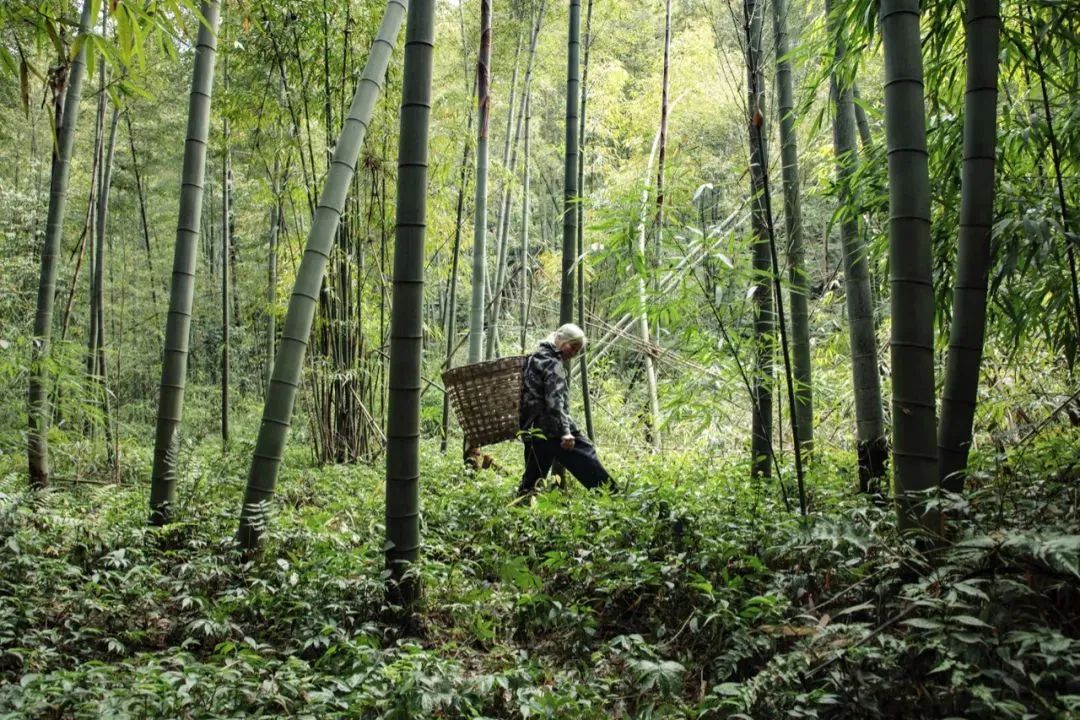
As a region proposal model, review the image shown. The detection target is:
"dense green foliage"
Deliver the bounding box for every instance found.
[1,429,1078,718]
[2,0,1079,715]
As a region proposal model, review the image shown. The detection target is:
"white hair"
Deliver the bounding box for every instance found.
[547,323,586,349]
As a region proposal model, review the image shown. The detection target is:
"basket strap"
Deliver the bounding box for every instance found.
[518,353,536,430]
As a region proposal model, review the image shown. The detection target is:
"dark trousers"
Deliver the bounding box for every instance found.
[518,430,615,495]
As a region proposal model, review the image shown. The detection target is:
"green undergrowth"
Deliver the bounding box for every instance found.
[0,430,1078,719]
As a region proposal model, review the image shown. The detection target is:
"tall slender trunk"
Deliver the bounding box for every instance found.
[203,174,215,277]
[640,0,672,452]
[559,0,581,326]
[576,0,595,439]
[440,22,477,452]
[484,30,522,361]
[147,1,223,524]
[827,0,887,490]
[881,0,939,533]
[28,0,95,488]
[266,178,280,394]
[852,84,873,150]
[87,61,107,387]
[938,0,1000,493]
[95,105,120,476]
[651,0,672,361]
[222,105,232,449]
[126,113,161,317]
[148,0,222,524]
[636,126,663,452]
[655,0,671,231]
[385,0,434,608]
[1027,7,1080,353]
[746,5,806,512]
[773,0,812,454]
[237,0,406,552]
[746,0,773,479]
[59,181,96,347]
[468,0,492,364]
[520,90,532,353]
[488,3,546,358]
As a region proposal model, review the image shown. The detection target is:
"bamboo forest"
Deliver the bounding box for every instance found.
[2,0,1079,716]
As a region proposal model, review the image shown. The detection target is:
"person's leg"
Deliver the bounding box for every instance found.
[557,432,616,491]
[518,440,555,496]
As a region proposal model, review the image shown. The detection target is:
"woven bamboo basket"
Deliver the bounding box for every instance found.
[442,355,528,447]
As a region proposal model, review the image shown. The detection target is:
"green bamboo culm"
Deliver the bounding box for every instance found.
[468,0,491,364]
[745,0,774,479]
[559,0,581,325]
[148,0,222,525]
[488,3,546,360]
[520,91,531,353]
[221,111,231,450]
[880,0,939,534]
[27,0,96,490]
[236,0,408,552]
[938,0,1000,493]
[826,0,887,492]
[852,84,873,150]
[773,0,812,455]
[485,31,522,361]
[385,0,436,608]
[576,0,595,440]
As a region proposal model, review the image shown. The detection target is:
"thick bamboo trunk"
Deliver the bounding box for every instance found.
[938,0,1000,493]
[237,0,407,551]
[880,0,939,533]
[27,0,94,489]
[148,0,222,524]
[385,0,434,608]
[773,0,813,454]
[827,0,887,490]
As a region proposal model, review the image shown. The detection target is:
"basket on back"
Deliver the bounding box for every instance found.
[442,355,528,447]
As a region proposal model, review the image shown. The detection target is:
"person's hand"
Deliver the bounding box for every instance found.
[560,434,575,450]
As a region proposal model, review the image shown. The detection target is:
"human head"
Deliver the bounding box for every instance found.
[547,323,586,359]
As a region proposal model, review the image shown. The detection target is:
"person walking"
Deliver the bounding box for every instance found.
[517,323,616,497]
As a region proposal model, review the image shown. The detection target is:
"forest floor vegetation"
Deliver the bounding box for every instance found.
[0,425,1077,718]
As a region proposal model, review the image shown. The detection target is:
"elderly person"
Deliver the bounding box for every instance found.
[517,323,616,497]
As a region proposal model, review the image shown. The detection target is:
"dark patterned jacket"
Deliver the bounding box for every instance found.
[519,341,576,441]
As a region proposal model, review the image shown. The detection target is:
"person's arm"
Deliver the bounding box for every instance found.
[542,358,574,442]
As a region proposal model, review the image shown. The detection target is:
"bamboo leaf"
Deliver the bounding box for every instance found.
[44,21,65,59]
[0,47,17,78]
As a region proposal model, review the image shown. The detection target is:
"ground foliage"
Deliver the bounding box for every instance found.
[0,428,1078,719]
